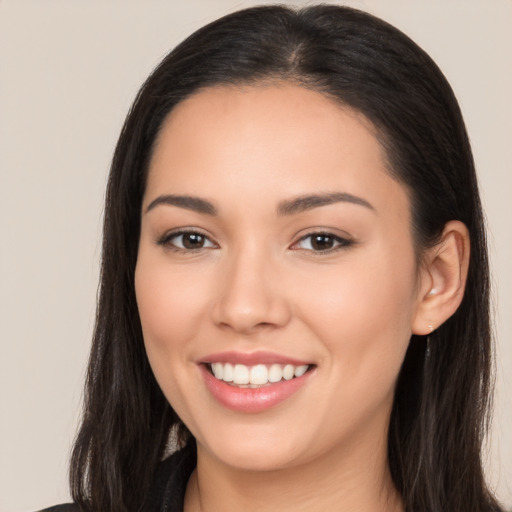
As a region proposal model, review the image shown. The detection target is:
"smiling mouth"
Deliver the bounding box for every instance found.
[206,362,314,388]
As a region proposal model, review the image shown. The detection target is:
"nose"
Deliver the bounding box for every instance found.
[211,245,291,335]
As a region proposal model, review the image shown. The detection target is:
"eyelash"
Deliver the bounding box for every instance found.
[156,229,354,254]
[291,232,354,253]
[157,229,217,254]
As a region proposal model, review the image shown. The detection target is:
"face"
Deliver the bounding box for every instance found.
[135,84,426,473]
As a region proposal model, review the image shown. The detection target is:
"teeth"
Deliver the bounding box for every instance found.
[268,364,283,383]
[209,362,310,386]
[222,363,234,382]
[233,364,250,385]
[212,362,223,379]
[294,364,308,377]
[249,364,268,385]
[283,364,294,380]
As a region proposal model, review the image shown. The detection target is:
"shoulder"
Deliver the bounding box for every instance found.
[36,443,196,512]
[142,441,196,512]
[36,505,79,512]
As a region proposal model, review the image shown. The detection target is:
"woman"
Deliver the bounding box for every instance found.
[41,4,504,512]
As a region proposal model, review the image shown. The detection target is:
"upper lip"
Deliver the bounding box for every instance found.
[198,351,313,366]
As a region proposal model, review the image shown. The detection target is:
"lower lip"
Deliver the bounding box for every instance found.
[200,365,314,413]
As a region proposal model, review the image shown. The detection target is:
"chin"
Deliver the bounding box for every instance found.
[207,444,304,472]
[193,419,318,473]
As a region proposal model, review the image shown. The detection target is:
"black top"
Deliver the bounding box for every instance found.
[37,443,196,512]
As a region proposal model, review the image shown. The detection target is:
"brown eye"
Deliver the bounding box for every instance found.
[181,232,206,249]
[311,234,335,251]
[293,232,352,252]
[158,230,217,251]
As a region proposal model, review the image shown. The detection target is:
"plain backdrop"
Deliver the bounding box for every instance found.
[0,1,510,510]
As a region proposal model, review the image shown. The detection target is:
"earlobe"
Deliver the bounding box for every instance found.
[412,220,470,335]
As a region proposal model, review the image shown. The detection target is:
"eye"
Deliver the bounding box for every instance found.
[292,232,352,252]
[158,230,217,251]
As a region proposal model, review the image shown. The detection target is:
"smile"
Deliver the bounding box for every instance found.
[199,353,316,413]
[209,362,310,387]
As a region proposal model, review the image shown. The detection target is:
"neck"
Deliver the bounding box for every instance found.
[183,432,403,512]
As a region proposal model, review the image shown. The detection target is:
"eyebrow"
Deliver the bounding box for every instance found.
[145,191,375,216]
[277,192,375,216]
[145,194,218,215]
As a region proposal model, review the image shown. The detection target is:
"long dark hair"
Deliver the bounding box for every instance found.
[70,5,502,511]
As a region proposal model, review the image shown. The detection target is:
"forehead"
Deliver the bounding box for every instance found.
[145,84,409,222]
[153,83,381,167]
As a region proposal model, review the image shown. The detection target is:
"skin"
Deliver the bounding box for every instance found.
[135,84,469,512]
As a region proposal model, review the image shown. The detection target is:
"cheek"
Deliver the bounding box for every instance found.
[297,256,417,443]
[134,256,213,425]
[134,257,211,359]
[298,250,417,377]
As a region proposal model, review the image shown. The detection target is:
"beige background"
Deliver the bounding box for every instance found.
[0,1,510,510]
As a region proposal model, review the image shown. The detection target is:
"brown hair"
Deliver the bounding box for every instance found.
[71,5,502,511]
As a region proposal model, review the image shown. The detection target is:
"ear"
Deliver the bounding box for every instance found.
[412,220,470,335]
